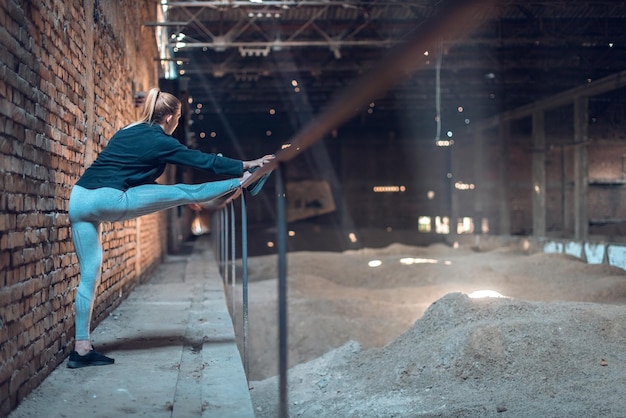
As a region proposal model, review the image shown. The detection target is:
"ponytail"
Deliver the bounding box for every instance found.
[136,87,181,124]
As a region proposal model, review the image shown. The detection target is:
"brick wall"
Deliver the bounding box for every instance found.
[0,0,168,414]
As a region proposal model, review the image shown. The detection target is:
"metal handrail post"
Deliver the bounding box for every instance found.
[230,201,236,317]
[219,208,226,277]
[224,205,230,284]
[210,211,217,260]
[275,163,289,418]
[240,193,250,379]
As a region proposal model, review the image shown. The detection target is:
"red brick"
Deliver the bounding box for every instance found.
[6,193,24,212]
[0,356,13,384]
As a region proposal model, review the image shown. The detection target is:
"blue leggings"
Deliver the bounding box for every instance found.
[68,180,240,340]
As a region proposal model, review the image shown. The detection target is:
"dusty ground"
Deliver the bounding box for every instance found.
[232,241,626,417]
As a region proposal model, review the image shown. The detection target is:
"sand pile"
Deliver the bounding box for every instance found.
[235,243,626,417]
[250,294,626,417]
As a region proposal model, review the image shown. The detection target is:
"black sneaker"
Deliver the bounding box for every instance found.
[67,349,115,368]
[247,166,272,196]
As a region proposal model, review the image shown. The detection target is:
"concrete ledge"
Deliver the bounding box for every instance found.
[454,234,626,273]
[186,242,254,418]
[607,245,626,271]
[541,238,626,272]
[584,242,606,264]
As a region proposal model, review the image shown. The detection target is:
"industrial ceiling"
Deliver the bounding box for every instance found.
[154,0,626,137]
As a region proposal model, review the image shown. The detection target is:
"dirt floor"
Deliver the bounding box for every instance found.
[233,240,626,417]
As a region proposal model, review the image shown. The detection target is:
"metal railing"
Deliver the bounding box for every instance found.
[209,1,496,416]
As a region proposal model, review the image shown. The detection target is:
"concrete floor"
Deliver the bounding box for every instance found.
[9,236,254,418]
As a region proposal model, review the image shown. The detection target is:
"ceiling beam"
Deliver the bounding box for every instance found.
[473,69,626,130]
[165,1,413,7]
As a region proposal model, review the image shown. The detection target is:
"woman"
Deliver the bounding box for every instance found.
[67,88,274,368]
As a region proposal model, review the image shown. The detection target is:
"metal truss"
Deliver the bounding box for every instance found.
[146,0,626,115]
[149,0,426,57]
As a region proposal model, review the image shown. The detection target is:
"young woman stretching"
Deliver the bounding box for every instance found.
[67,88,274,368]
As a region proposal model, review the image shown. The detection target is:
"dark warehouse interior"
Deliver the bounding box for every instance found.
[155,0,626,253]
[3,1,626,416]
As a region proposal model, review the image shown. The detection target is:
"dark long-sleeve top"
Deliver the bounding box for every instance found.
[76,123,243,191]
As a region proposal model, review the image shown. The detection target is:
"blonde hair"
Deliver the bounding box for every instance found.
[137,88,180,124]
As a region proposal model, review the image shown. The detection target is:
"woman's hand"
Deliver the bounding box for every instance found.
[243,154,275,170]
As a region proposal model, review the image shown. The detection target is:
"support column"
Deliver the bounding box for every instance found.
[449,143,459,239]
[498,122,511,235]
[561,144,569,233]
[532,110,546,237]
[573,97,589,240]
[473,130,484,234]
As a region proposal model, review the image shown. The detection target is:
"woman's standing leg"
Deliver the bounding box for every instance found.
[67,185,115,367]
[70,219,102,354]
